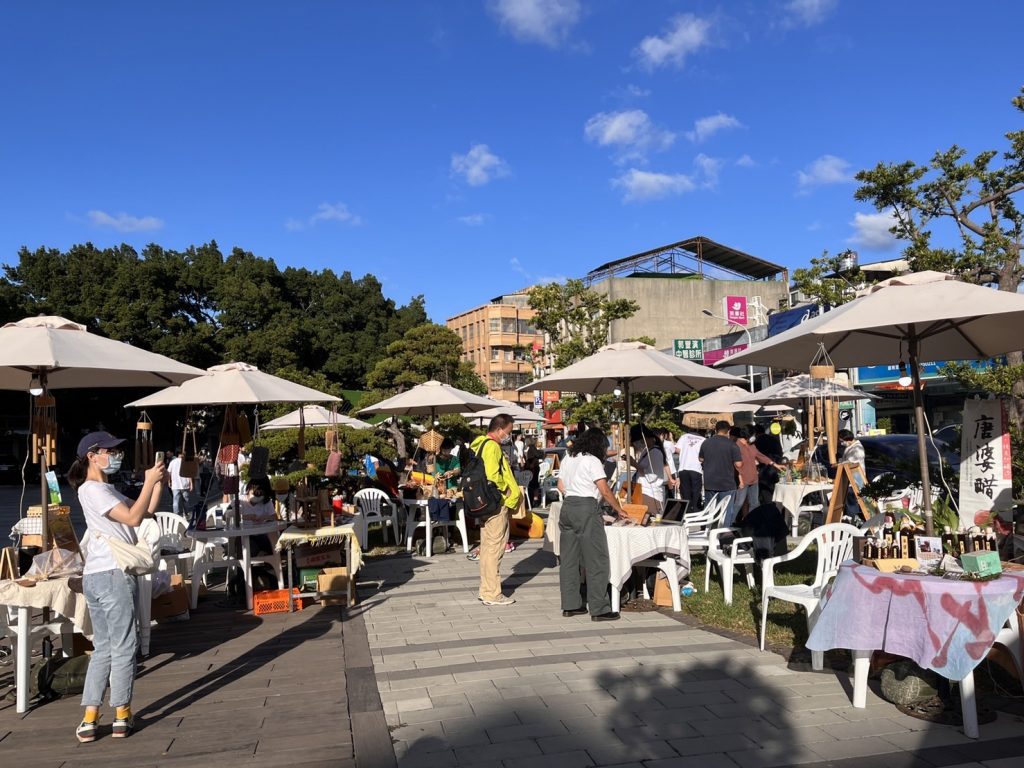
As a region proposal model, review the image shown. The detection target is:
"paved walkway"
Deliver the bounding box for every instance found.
[359,538,1024,768]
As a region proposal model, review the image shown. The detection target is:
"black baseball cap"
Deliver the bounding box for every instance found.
[77,431,126,459]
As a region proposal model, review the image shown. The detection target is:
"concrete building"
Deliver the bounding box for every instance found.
[446,291,543,405]
[586,235,788,348]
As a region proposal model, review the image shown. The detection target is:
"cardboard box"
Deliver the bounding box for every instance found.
[298,567,321,592]
[961,550,1002,578]
[317,566,354,606]
[151,574,189,620]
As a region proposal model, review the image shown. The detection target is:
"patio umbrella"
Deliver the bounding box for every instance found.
[358,380,496,421]
[675,385,763,414]
[518,341,743,499]
[732,374,877,407]
[723,271,1024,533]
[126,362,341,407]
[261,404,372,431]
[461,402,544,426]
[0,315,206,548]
[127,362,341,533]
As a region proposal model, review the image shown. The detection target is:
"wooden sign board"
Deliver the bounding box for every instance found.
[826,463,876,524]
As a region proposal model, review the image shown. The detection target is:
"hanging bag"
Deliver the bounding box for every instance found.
[100,534,155,576]
[179,427,199,479]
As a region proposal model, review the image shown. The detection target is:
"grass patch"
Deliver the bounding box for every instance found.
[683,547,820,649]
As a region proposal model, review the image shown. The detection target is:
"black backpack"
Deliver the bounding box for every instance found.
[460,439,506,520]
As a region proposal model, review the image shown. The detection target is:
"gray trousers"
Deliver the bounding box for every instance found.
[558,496,611,616]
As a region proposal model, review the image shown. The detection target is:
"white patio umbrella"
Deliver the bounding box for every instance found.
[126,362,341,407]
[358,380,496,421]
[732,374,877,407]
[675,385,763,414]
[261,404,372,431]
[518,341,743,498]
[461,401,544,426]
[723,271,1024,533]
[0,315,206,547]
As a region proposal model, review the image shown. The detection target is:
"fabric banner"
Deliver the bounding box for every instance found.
[958,399,1013,528]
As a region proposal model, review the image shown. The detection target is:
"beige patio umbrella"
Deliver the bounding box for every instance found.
[732,374,877,407]
[723,271,1024,533]
[358,380,496,420]
[126,362,341,407]
[675,385,764,414]
[461,401,544,426]
[518,341,743,498]
[0,315,206,549]
[261,404,372,431]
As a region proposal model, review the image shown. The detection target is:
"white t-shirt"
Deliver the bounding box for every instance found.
[168,456,194,490]
[78,480,137,576]
[560,453,607,500]
[662,439,678,476]
[241,498,277,523]
[676,433,705,474]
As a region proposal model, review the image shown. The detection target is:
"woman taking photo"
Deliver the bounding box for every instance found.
[68,431,165,742]
[557,428,629,622]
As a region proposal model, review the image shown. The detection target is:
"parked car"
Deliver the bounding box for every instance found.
[814,434,960,489]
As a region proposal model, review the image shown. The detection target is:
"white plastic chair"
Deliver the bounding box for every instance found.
[705,527,756,605]
[683,494,732,556]
[353,488,400,547]
[404,501,470,556]
[154,511,193,576]
[760,522,860,670]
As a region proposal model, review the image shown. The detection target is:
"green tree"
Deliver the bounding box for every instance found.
[365,323,486,394]
[855,86,1024,427]
[527,279,639,368]
[790,250,866,307]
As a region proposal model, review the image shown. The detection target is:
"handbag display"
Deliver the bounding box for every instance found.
[100,534,155,576]
[179,427,199,478]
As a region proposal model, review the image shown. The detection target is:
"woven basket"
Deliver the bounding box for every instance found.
[419,429,444,453]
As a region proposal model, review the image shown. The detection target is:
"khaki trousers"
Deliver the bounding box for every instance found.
[478,507,511,601]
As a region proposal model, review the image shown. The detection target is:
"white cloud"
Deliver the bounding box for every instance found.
[86,210,163,232]
[781,0,839,28]
[634,13,712,71]
[796,154,852,192]
[685,112,743,143]
[848,209,899,249]
[458,213,489,226]
[694,153,722,188]
[488,0,581,48]
[584,109,675,161]
[511,257,567,285]
[613,168,696,203]
[451,144,510,186]
[286,202,362,231]
[735,154,756,167]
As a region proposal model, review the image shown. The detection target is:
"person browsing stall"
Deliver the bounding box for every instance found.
[699,420,744,526]
[730,426,785,522]
[470,414,521,606]
[557,428,629,622]
[68,432,165,743]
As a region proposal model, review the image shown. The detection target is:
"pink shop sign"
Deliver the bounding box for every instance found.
[703,344,748,365]
[724,296,748,326]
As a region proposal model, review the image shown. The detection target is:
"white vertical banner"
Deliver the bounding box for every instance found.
[958,399,1013,528]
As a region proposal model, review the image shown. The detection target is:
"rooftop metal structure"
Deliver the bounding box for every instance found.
[585,235,787,285]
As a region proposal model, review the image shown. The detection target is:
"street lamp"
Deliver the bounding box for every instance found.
[702,309,754,391]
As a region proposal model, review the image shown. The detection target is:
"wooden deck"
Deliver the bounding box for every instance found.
[0,587,392,768]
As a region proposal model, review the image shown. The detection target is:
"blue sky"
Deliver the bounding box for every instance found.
[1,1,1021,323]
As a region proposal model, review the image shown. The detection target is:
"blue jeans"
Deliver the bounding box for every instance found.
[81,569,138,708]
[172,488,191,516]
[707,490,740,528]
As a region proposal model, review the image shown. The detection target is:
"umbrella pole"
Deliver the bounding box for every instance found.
[623,383,632,503]
[909,333,934,536]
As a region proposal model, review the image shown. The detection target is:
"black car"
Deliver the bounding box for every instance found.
[814,434,960,487]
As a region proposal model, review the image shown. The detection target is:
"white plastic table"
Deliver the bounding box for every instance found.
[188,521,286,610]
[604,523,690,612]
[0,577,91,713]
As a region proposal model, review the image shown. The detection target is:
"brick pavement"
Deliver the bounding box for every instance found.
[358,538,1024,768]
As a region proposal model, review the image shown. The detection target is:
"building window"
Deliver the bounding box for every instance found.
[489,372,532,391]
[518,319,537,335]
[489,318,500,333]
[491,347,500,361]
[501,318,517,334]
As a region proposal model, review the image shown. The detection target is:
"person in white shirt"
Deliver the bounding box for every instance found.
[167,449,197,517]
[68,431,164,743]
[675,426,706,515]
[659,428,678,495]
[556,428,629,622]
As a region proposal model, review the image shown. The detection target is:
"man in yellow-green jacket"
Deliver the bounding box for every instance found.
[470,414,521,606]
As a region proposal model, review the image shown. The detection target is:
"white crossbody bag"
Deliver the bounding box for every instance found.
[99,534,155,576]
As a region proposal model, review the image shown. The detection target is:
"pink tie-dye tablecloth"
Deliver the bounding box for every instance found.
[807,562,1024,681]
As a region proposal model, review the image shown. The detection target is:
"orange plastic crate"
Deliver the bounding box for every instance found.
[253,588,304,616]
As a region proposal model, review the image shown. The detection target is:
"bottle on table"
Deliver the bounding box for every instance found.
[942,526,957,557]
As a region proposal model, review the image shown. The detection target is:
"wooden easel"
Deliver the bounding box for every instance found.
[826,463,873,523]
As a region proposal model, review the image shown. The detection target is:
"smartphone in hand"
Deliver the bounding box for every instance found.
[155,451,165,466]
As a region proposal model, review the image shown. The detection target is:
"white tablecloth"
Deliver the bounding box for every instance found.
[604,524,690,589]
[772,481,832,517]
[0,576,92,635]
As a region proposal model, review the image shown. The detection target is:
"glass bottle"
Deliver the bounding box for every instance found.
[941,525,957,557]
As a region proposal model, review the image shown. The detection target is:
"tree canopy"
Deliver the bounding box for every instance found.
[527,279,639,369]
[364,323,486,396]
[0,240,427,390]
[790,249,866,307]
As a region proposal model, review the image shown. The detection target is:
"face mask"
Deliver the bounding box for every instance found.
[101,454,122,475]
[500,433,513,445]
